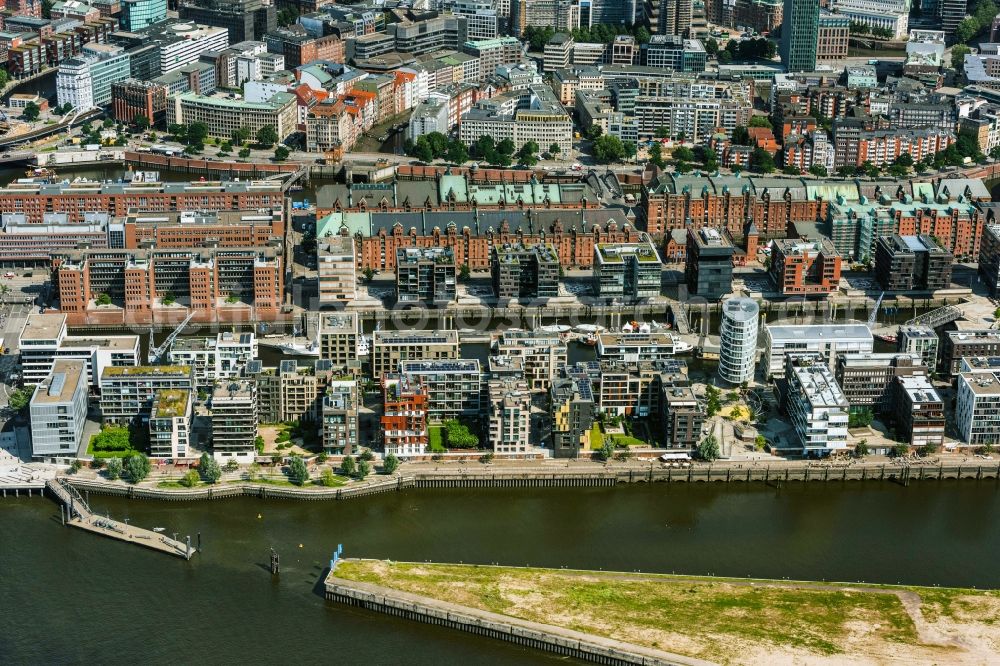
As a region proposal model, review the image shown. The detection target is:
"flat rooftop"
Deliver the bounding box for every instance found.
[897,375,941,404]
[126,210,281,226]
[767,323,873,343]
[320,313,359,333]
[373,330,458,344]
[20,314,68,341]
[961,371,1000,395]
[33,360,85,404]
[793,363,849,408]
[154,389,190,418]
[62,335,139,351]
[102,365,191,378]
[401,360,481,374]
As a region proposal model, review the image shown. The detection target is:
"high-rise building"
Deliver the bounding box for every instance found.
[718,297,759,385]
[148,389,192,459]
[487,378,531,454]
[210,378,257,462]
[317,235,357,306]
[938,0,969,35]
[121,0,167,31]
[897,325,939,372]
[371,330,460,381]
[780,0,819,73]
[762,323,874,379]
[874,234,953,292]
[491,242,560,300]
[956,370,1000,446]
[178,0,275,43]
[685,227,734,301]
[401,360,482,422]
[321,380,359,455]
[784,354,850,455]
[550,367,595,459]
[318,313,361,370]
[56,44,131,109]
[99,365,196,425]
[381,374,429,457]
[396,247,457,306]
[648,0,693,36]
[593,238,662,303]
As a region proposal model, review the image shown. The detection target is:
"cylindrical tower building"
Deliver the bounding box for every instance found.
[718,297,759,385]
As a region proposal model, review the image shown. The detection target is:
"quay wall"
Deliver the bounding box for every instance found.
[323,574,698,666]
[63,462,1000,502]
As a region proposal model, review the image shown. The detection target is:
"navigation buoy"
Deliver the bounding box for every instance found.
[257,513,262,519]
[299,543,304,548]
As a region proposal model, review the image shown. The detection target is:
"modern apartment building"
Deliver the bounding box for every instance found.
[784,354,850,455]
[593,238,662,303]
[487,378,531,454]
[718,297,759,385]
[491,242,560,300]
[148,388,192,459]
[641,35,706,72]
[321,380,359,455]
[318,313,361,370]
[592,360,689,418]
[978,224,1000,296]
[99,365,196,425]
[372,330,460,380]
[318,235,357,305]
[167,332,257,388]
[895,375,944,448]
[249,359,337,424]
[956,369,1000,445]
[942,330,1000,375]
[897,325,940,373]
[685,227,734,301]
[544,33,573,72]
[396,247,457,306]
[381,374,429,457]
[166,92,297,141]
[874,234,953,292]
[768,238,842,296]
[29,360,88,459]
[661,385,704,449]
[549,366,595,459]
[18,313,140,387]
[762,323,874,378]
[209,378,258,462]
[596,332,681,364]
[494,331,567,390]
[400,360,482,423]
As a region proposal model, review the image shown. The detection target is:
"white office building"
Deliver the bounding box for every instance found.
[829,0,909,38]
[718,297,759,385]
[167,332,257,387]
[762,323,874,378]
[317,234,357,305]
[56,44,131,109]
[785,355,850,455]
[18,313,140,387]
[408,98,451,141]
[29,360,88,459]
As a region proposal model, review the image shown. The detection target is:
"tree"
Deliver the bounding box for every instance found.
[383,453,400,474]
[133,115,150,131]
[783,165,802,175]
[199,452,222,483]
[592,134,626,163]
[273,146,290,161]
[891,443,910,458]
[224,459,239,473]
[287,456,309,485]
[922,441,939,456]
[750,147,776,173]
[186,122,208,147]
[808,164,828,177]
[356,459,371,480]
[585,124,603,140]
[497,138,516,156]
[952,44,972,70]
[849,408,874,428]
[648,142,666,168]
[754,434,767,451]
[105,457,123,481]
[732,126,751,146]
[446,139,468,164]
[444,419,479,448]
[748,116,772,130]
[855,439,870,458]
[96,293,112,306]
[697,435,720,461]
[458,263,471,282]
[549,143,561,157]
[635,26,651,43]
[319,468,338,487]
[232,126,251,145]
[705,385,721,417]
[341,455,356,476]
[239,147,251,159]
[705,37,719,56]
[672,146,695,162]
[22,102,40,122]
[623,141,637,161]
[597,438,615,461]
[256,125,279,148]
[124,453,151,483]
[7,387,33,413]
[248,462,261,480]
[70,459,83,474]
[180,470,200,487]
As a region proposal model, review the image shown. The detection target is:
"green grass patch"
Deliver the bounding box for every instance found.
[610,433,650,448]
[589,423,604,450]
[428,425,445,452]
[333,561,977,663]
[158,480,207,489]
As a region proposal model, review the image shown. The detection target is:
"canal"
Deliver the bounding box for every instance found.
[3,481,1000,664]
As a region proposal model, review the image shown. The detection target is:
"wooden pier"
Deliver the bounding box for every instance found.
[45,479,195,559]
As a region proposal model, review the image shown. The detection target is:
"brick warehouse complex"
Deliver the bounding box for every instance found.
[55,247,283,324]
[0,179,285,224]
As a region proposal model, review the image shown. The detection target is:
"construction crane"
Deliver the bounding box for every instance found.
[148,310,196,364]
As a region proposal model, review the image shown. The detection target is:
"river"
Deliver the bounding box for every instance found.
[2,481,1000,664]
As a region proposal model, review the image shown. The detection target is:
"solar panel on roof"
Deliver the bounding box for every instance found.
[48,373,66,396]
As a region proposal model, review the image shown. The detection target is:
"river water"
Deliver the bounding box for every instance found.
[3,482,1000,664]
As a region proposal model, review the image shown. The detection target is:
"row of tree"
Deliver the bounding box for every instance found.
[522,24,651,52]
[849,22,893,40]
[955,0,999,44]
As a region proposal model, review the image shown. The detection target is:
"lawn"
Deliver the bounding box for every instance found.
[334,560,1000,664]
[588,423,603,450]
[428,425,445,452]
[589,424,651,449]
[86,438,141,459]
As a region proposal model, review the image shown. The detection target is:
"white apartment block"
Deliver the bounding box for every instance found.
[408,98,451,141]
[18,313,140,387]
[785,355,850,455]
[494,330,567,390]
[167,332,257,387]
[317,235,357,304]
[148,389,192,458]
[762,323,874,379]
[158,23,229,75]
[488,378,531,454]
[956,371,1000,446]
